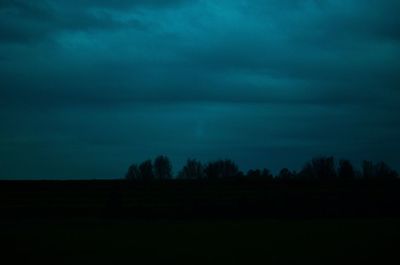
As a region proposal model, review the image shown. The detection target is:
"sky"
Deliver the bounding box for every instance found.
[1,0,399,179]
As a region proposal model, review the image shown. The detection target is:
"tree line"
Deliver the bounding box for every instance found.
[125,155,398,181]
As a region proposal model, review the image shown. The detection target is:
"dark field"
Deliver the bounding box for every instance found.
[1,180,400,219]
[1,180,399,264]
[2,219,399,265]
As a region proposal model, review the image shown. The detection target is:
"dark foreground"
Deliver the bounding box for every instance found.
[1,218,398,265]
[0,179,399,264]
[1,179,400,219]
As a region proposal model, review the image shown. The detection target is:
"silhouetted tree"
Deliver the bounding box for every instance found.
[204,159,240,179]
[374,161,398,179]
[154,155,172,180]
[247,168,273,180]
[237,170,245,179]
[278,168,294,180]
[178,159,204,179]
[338,159,355,180]
[247,169,261,179]
[312,156,336,180]
[362,160,374,179]
[298,162,314,180]
[298,156,337,180]
[125,164,141,180]
[362,160,398,180]
[124,155,397,183]
[261,169,273,179]
[354,169,363,179]
[139,160,154,180]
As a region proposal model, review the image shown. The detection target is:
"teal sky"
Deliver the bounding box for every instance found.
[1,0,400,179]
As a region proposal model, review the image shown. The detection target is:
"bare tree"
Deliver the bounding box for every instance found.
[261,169,273,179]
[247,168,272,179]
[247,169,261,179]
[338,159,355,180]
[374,161,398,179]
[278,168,294,180]
[298,162,314,180]
[178,159,204,179]
[362,160,375,179]
[154,155,172,180]
[363,161,398,180]
[139,160,154,180]
[204,159,240,179]
[311,156,336,180]
[298,157,337,180]
[125,164,141,180]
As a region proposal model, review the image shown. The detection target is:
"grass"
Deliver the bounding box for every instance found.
[1,218,399,265]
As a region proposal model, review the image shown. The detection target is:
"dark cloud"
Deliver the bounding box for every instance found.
[0,0,183,43]
[0,0,399,179]
[77,0,190,9]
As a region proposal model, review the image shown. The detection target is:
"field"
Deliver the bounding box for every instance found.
[2,219,399,264]
[0,180,399,264]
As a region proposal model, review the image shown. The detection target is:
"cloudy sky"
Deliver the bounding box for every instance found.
[1,0,399,179]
